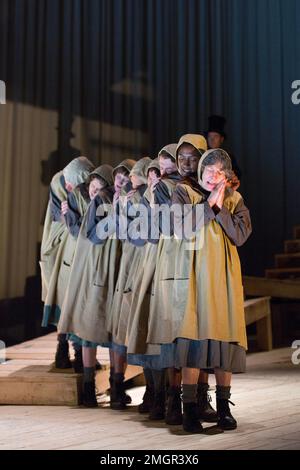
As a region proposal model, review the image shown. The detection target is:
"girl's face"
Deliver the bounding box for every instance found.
[89,177,105,200]
[177,144,200,177]
[130,174,144,189]
[147,168,160,186]
[114,172,130,192]
[159,157,177,177]
[65,180,75,192]
[201,162,226,191]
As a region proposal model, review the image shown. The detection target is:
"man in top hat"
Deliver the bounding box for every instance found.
[206,115,242,181]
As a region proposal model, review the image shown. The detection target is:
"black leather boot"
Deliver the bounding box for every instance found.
[72,347,84,373]
[149,391,165,420]
[110,378,128,410]
[109,374,132,405]
[138,384,155,413]
[82,381,98,408]
[55,336,72,369]
[165,387,182,425]
[197,383,218,423]
[182,402,204,433]
[216,398,237,430]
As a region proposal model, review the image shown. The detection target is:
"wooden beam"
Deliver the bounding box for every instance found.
[243,276,300,299]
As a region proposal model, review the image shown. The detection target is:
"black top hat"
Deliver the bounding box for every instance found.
[206,115,227,138]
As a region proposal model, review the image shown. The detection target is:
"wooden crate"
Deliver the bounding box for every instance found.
[0,333,142,405]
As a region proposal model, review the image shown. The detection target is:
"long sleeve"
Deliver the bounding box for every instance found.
[86,195,115,244]
[144,180,175,242]
[171,185,213,239]
[215,197,252,247]
[125,195,152,247]
[153,180,173,206]
[49,186,63,222]
[64,192,83,238]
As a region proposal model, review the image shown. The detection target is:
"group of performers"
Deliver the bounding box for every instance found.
[40,128,252,434]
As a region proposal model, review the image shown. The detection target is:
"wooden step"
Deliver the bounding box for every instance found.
[284,239,300,253]
[243,276,300,299]
[293,226,300,239]
[275,252,300,268]
[265,267,300,280]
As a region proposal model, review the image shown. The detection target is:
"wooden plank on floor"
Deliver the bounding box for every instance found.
[246,347,291,367]
[0,332,142,405]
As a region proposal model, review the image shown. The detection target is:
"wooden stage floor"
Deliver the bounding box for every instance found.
[0,334,300,450]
